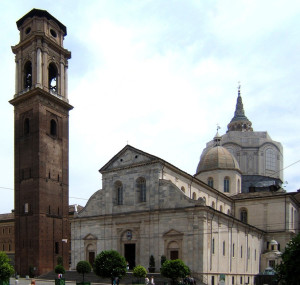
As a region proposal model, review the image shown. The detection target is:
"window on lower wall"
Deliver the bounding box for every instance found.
[240,209,248,223]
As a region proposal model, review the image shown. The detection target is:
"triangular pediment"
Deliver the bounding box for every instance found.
[100,145,160,173]
[163,229,184,237]
[83,233,97,240]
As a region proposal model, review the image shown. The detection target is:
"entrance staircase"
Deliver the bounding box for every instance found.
[38,271,205,285]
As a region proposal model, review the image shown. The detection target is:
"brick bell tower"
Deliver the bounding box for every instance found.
[10,9,73,276]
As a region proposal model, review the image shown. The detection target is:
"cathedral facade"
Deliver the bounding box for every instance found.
[71,91,299,285]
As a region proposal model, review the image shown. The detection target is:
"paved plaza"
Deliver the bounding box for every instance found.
[9,279,108,285]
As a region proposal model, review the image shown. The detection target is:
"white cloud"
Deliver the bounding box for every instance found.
[0,0,299,212]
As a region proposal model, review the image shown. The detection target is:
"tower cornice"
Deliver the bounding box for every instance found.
[11,33,71,59]
[9,87,73,111]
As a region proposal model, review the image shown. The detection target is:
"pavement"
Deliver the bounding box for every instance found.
[9,279,109,285]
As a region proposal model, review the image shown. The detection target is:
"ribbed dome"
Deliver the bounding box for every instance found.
[196,146,240,174]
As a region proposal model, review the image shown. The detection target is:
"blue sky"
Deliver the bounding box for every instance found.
[0,0,299,213]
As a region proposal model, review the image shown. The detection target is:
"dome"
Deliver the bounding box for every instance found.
[196,145,241,174]
[269,239,278,245]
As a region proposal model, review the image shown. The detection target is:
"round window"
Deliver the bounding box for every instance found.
[25,27,31,35]
[50,29,57,38]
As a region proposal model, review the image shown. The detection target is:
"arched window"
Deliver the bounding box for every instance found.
[240,208,248,223]
[192,192,196,200]
[220,205,223,212]
[266,148,276,171]
[237,179,241,193]
[202,196,206,204]
[136,177,146,202]
[181,186,185,193]
[224,177,230,193]
[50,119,57,137]
[208,177,214,188]
[24,118,30,135]
[211,201,215,209]
[24,61,32,89]
[49,63,58,93]
[115,181,123,205]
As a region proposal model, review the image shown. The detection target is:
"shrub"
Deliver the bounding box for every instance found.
[76,261,92,282]
[0,252,14,281]
[160,255,167,267]
[55,264,66,275]
[57,256,63,266]
[93,250,127,285]
[133,265,147,278]
[161,259,190,285]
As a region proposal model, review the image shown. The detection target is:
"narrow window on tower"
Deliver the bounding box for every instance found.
[49,63,58,94]
[208,177,214,188]
[224,177,230,193]
[24,203,29,214]
[50,119,57,137]
[24,61,32,89]
[24,118,30,135]
[55,242,59,254]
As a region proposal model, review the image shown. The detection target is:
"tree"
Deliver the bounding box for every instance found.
[276,233,300,284]
[160,259,190,285]
[133,265,147,283]
[160,255,167,267]
[0,252,14,283]
[148,255,155,273]
[93,250,127,285]
[76,261,92,283]
[55,264,66,275]
[57,256,63,266]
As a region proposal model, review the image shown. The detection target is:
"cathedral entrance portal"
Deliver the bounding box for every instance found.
[124,244,136,269]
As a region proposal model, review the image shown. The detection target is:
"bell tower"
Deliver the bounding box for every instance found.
[10,9,73,276]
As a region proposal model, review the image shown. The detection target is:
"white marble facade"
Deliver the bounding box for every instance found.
[71,92,299,285]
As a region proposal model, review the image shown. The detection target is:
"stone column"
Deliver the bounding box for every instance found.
[36,48,42,87]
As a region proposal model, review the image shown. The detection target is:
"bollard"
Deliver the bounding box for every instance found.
[15,280,19,285]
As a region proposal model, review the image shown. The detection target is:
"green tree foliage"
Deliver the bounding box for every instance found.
[276,233,300,284]
[0,252,14,281]
[76,261,92,282]
[149,255,155,268]
[57,256,63,266]
[160,255,167,267]
[133,265,147,283]
[93,250,127,285]
[160,259,190,285]
[55,264,66,275]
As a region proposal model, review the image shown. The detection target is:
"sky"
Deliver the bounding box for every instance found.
[0,0,299,214]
